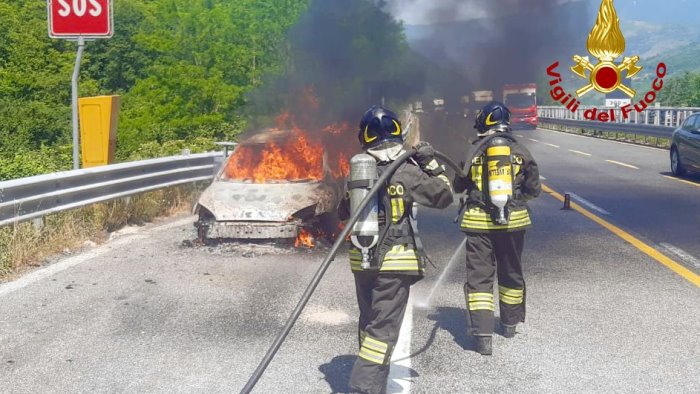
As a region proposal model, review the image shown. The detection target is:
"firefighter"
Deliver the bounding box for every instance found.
[338,106,453,394]
[453,101,541,356]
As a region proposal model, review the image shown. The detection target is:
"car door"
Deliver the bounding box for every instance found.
[687,115,700,169]
[676,115,695,165]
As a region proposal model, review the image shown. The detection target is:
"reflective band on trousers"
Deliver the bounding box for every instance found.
[499,285,524,305]
[350,245,421,272]
[468,292,495,311]
[359,335,389,365]
[461,207,531,231]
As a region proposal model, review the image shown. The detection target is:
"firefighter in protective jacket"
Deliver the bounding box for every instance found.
[338,106,453,394]
[453,101,541,356]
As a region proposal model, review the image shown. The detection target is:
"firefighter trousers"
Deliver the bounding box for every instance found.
[464,231,526,336]
[349,272,413,394]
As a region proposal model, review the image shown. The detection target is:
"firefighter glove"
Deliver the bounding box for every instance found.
[414,142,444,176]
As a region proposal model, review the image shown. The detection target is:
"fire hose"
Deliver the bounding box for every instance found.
[240,149,465,393]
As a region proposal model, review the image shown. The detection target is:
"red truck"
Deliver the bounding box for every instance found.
[503,83,538,129]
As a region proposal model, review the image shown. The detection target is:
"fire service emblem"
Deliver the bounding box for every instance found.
[546,0,667,123]
[570,0,641,98]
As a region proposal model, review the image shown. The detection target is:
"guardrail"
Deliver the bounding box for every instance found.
[538,106,700,128]
[0,152,222,227]
[538,117,674,148]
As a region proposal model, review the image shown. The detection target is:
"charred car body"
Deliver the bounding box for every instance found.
[194,129,343,242]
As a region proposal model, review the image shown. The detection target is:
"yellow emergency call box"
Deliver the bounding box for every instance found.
[78,95,120,168]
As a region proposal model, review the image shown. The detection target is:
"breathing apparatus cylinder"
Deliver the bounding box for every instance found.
[349,154,380,269]
[486,137,514,225]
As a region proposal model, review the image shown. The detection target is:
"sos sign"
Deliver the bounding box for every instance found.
[47,0,113,39]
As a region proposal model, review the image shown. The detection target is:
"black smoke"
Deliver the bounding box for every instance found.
[246,0,427,130]
[382,0,590,98]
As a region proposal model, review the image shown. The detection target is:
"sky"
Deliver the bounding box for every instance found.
[392,0,698,25]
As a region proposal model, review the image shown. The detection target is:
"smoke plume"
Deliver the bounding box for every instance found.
[247,0,426,131]
[382,0,590,98]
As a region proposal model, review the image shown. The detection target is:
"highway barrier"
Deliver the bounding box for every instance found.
[537,105,700,148]
[0,152,221,228]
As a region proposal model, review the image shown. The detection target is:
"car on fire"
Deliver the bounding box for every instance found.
[194,129,344,243]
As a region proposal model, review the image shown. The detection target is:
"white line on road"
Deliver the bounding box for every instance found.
[538,128,667,152]
[660,243,700,271]
[568,149,592,157]
[528,138,540,143]
[0,216,195,297]
[539,175,547,180]
[516,134,525,138]
[388,292,414,393]
[544,143,560,148]
[605,160,639,170]
[566,192,611,215]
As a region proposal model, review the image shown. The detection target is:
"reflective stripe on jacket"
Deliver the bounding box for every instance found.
[350,245,422,273]
[340,160,453,275]
[454,135,541,234]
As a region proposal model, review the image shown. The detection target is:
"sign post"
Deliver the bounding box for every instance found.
[47,0,113,169]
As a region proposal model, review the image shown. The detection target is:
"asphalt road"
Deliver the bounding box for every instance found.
[1,123,699,393]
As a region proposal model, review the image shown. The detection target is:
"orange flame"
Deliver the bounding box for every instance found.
[224,130,325,183]
[226,87,355,184]
[295,228,315,248]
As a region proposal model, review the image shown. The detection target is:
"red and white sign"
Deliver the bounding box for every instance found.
[47,0,113,39]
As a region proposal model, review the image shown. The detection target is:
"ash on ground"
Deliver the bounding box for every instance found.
[180,238,331,258]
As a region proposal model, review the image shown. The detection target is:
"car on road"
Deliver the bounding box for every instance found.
[194,129,342,243]
[671,113,700,176]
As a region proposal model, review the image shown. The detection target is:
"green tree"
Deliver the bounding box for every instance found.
[117,0,308,152]
[0,0,83,155]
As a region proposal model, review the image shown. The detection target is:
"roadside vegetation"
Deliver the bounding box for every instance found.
[0,185,202,280]
[0,0,309,180]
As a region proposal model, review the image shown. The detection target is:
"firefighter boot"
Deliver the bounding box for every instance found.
[475,335,492,356]
[502,324,517,339]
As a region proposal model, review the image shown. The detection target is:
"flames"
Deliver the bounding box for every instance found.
[295,228,315,248]
[587,0,625,61]
[224,130,325,183]
[224,90,353,183]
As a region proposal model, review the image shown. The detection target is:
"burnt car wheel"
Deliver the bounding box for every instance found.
[195,206,215,244]
[671,146,686,176]
[319,212,341,241]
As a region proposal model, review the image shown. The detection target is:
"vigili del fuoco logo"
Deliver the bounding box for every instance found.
[546,0,667,122]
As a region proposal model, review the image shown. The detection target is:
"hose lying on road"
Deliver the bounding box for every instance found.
[240,149,466,393]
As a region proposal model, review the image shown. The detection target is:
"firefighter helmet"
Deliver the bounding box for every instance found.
[358,106,403,150]
[475,101,511,136]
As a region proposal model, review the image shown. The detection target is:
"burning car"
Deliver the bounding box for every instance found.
[194,129,345,245]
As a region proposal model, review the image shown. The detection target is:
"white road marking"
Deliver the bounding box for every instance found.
[537,128,666,152]
[660,243,700,271]
[566,192,611,215]
[605,160,639,170]
[0,216,195,297]
[539,175,547,180]
[388,293,414,393]
[528,138,540,143]
[568,149,592,157]
[544,143,560,148]
[516,134,525,138]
